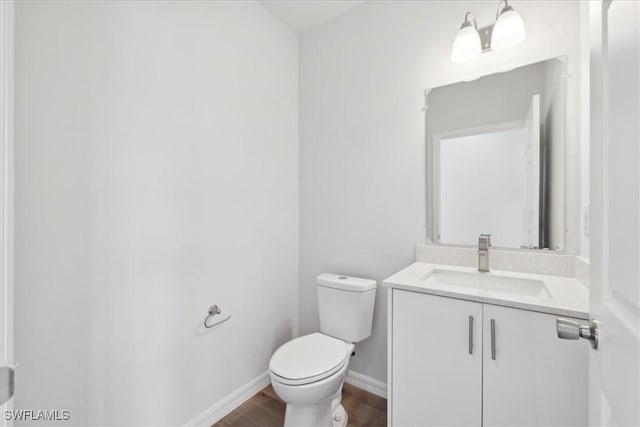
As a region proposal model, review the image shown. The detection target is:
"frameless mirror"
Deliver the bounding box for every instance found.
[426,57,567,250]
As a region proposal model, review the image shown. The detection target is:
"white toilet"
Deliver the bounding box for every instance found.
[269,273,376,427]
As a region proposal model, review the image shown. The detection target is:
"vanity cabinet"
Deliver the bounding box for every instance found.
[391,289,588,427]
[392,290,482,427]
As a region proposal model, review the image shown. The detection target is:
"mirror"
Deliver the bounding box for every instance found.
[426,57,567,250]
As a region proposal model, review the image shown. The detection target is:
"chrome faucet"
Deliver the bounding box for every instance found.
[478,234,491,272]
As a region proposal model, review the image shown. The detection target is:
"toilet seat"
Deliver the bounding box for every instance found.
[269,333,349,386]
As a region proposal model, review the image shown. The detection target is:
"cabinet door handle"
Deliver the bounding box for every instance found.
[468,315,474,354]
[491,318,496,360]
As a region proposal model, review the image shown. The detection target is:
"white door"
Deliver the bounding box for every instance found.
[524,94,540,248]
[482,305,587,427]
[391,290,482,427]
[589,0,640,425]
[0,0,14,422]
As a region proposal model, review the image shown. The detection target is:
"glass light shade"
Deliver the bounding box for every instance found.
[451,24,482,63]
[491,8,526,51]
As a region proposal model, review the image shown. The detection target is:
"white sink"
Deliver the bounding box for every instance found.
[423,268,551,297]
[383,262,589,319]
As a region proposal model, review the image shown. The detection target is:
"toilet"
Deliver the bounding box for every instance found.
[269,273,376,427]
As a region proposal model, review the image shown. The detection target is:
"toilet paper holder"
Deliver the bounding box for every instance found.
[204,304,231,328]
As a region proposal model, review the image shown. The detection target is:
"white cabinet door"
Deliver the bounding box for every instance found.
[483,305,588,427]
[392,290,482,427]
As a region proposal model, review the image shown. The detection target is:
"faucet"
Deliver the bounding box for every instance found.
[478,234,491,272]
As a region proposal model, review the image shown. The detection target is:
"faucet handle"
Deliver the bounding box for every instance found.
[479,234,492,250]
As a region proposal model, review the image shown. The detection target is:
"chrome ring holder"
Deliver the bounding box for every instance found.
[204,304,231,328]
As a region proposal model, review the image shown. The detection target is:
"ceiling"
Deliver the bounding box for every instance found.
[261,1,367,34]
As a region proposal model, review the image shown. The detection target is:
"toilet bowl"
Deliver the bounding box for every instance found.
[269,333,355,427]
[269,274,376,427]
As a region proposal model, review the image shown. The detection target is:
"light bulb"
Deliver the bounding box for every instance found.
[451,22,482,63]
[491,6,526,51]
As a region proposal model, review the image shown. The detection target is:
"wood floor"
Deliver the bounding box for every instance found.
[213,383,387,427]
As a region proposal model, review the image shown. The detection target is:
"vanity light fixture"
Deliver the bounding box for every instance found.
[451,12,482,63]
[491,0,527,51]
[451,0,526,63]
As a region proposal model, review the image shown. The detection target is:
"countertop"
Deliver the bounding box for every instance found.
[383,262,589,319]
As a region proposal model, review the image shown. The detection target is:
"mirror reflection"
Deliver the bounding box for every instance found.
[426,57,567,250]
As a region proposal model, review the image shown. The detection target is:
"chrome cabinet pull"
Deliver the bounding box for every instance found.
[468,315,474,354]
[491,318,496,360]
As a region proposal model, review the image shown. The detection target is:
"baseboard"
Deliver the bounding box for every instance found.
[184,371,270,427]
[344,370,387,399]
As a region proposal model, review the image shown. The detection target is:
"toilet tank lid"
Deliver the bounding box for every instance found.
[316,273,377,292]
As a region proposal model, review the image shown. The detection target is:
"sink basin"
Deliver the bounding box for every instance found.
[423,269,550,297]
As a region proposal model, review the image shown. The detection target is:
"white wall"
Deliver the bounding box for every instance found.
[15,1,298,425]
[299,0,585,383]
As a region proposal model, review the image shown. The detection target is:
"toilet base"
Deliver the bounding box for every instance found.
[283,401,348,427]
[284,401,332,427]
[282,386,348,427]
[332,404,347,427]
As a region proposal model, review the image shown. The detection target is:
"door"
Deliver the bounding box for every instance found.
[483,305,587,426]
[0,0,14,422]
[524,94,541,248]
[589,1,640,425]
[392,290,482,427]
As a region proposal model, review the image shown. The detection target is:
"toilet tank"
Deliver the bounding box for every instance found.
[316,273,376,343]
